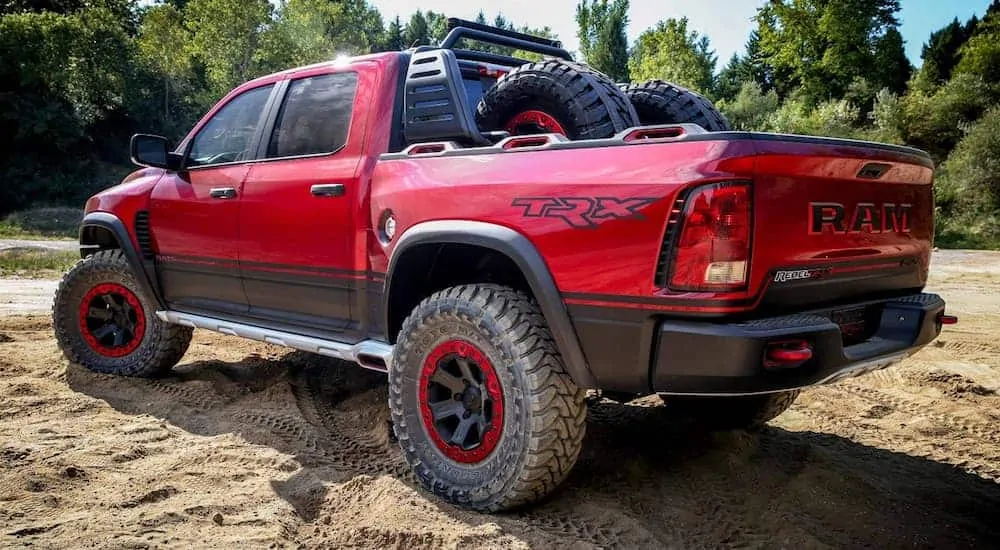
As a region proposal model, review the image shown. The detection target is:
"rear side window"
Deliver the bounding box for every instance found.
[267,72,358,159]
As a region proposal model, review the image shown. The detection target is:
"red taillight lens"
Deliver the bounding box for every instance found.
[669,182,752,291]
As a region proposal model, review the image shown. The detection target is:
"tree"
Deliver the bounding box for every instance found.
[185,0,272,98]
[717,81,780,130]
[385,15,404,50]
[576,0,629,81]
[956,7,1000,84]
[755,0,903,104]
[403,10,429,47]
[628,17,716,94]
[920,18,977,85]
[716,53,746,101]
[872,28,911,94]
[137,3,193,128]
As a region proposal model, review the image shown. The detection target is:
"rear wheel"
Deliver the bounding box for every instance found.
[660,390,800,430]
[52,250,192,377]
[476,59,638,140]
[623,80,732,131]
[389,284,586,511]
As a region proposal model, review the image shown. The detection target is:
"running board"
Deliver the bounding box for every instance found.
[155,310,392,373]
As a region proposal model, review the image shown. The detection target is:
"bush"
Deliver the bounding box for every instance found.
[900,73,998,163]
[765,95,862,139]
[0,207,84,238]
[867,88,904,144]
[717,81,780,131]
[934,108,1000,249]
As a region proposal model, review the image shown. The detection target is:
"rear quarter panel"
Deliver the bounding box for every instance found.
[370,140,757,302]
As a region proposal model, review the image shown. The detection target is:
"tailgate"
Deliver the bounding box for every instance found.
[748,135,935,311]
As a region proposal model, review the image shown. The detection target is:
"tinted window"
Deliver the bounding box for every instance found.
[187,84,274,167]
[267,72,358,159]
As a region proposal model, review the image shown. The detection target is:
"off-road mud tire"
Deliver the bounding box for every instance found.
[52,249,192,377]
[623,80,732,131]
[476,59,639,140]
[389,284,587,511]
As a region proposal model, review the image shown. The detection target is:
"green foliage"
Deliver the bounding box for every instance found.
[868,88,904,144]
[955,13,1000,84]
[184,0,272,98]
[935,108,1000,248]
[0,207,83,238]
[901,73,998,162]
[628,17,716,95]
[757,0,903,104]
[716,82,780,131]
[765,96,861,138]
[920,17,978,85]
[385,15,404,51]
[0,248,79,278]
[716,31,774,102]
[576,0,629,81]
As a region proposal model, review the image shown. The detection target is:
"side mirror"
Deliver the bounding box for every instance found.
[130,134,181,171]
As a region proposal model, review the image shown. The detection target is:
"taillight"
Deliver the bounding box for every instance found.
[668,181,752,291]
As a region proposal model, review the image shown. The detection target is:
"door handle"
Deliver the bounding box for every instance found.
[209,187,237,199]
[310,183,345,197]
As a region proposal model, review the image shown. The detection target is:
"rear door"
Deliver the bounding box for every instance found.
[238,69,367,336]
[149,83,277,315]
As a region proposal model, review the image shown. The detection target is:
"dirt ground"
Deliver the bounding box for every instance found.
[1,250,999,549]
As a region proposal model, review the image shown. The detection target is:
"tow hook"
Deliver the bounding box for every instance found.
[764,340,813,369]
[937,313,958,326]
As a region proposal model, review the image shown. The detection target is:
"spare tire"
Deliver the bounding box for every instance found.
[623,80,732,131]
[476,60,639,140]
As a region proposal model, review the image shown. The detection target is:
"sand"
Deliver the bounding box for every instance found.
[1,249,999,548]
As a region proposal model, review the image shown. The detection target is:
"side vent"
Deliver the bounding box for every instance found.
[654,197,687,286]
[134,211,154,261]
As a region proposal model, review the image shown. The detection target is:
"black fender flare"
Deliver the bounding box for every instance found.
[79,212,165,310]
[384,220,597,388]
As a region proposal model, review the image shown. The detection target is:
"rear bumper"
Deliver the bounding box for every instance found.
[570,293,946,396]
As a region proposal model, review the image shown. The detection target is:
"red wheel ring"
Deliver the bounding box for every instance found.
[503,109,567,135]
[418,340,505,464]
[78,282,146,357]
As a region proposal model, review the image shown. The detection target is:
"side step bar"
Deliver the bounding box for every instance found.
[156,310,393,373]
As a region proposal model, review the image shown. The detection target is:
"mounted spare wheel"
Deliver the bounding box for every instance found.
[622,80,732,131]
[475,59,639,140]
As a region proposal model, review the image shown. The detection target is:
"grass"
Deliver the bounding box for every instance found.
[0,248,79,278]
[0,207,83,239]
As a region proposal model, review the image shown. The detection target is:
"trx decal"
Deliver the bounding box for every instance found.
[512,197,657,228]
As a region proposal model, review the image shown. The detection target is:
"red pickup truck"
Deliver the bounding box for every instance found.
[53,20,952,512]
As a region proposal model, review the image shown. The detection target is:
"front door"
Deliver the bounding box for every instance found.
[239,69,365,336]
[149,83,277,316]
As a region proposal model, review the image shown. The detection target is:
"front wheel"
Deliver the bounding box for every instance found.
[52,249,192,377]
[389,284,586,511]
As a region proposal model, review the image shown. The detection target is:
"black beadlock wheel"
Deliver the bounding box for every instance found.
[623,80,732,131]
[52,249,193,377]
[660,390,800,430]
[389,284,587,511]
[476,59,639,140]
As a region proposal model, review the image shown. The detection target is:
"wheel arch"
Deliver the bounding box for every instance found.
[384,220,597,388]
[78,212,164,309]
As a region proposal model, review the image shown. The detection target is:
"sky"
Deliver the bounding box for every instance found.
[369,0,993,67]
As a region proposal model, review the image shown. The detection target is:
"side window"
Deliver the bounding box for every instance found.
[186,84,274,167]
[267,72,358,159]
